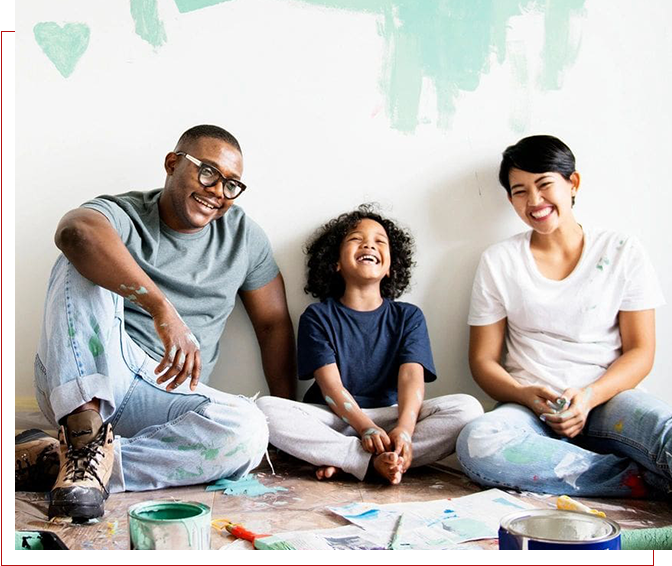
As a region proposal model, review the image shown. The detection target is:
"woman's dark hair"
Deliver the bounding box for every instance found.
[498,135,576,194]
[304,204,415,301]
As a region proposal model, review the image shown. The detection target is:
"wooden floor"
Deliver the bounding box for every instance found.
[15,450,672,550]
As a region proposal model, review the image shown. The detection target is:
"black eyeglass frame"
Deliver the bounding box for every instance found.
[175,151,247,200]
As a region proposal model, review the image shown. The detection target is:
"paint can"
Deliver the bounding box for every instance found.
[128,500,211,550]
[499,509,621,550]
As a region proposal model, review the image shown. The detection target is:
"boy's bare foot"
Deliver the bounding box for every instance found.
[316,466,341,480]
[372,452,404,485]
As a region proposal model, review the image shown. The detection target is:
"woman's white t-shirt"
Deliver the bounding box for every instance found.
[468,228,665,394]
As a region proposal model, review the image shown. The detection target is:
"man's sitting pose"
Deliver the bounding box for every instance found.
[15,125,296,520]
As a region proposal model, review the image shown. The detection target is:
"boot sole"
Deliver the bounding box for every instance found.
[49,487,108,520]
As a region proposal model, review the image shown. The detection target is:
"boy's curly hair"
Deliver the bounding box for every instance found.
[304,204,415,301]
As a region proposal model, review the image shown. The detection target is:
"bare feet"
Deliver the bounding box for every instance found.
[316,466,341,480]
[372,452,404,485]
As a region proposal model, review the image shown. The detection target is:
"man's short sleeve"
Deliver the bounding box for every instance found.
[81,197,133,241]
[297,307,336,380]
[620,237,666,311]
[468,252,507,326]
[240,220,279,291]
[397,306,437,382]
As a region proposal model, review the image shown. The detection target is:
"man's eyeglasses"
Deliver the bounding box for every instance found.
[175,152,247,200]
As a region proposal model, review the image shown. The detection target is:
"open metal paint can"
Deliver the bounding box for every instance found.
[128,500,211,550]
[499,509,621,550]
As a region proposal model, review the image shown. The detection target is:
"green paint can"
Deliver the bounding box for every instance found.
[128,501,211,550]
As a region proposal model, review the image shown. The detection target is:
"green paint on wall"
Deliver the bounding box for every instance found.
[131,0,167,48]
[174,0,233,13]
[33,22,90,78]
[297,0,585,132]
[539,0,585,90]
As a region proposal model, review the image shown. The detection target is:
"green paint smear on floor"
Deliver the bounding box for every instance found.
[174,0,233,13]
[206,473,289,496]
[131,0,167,47]
[33,22,90,78]
[296,0,585,132]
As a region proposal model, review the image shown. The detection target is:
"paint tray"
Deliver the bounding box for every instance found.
[15,530,68,550]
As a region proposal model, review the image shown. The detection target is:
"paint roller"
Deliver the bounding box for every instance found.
[557,496,672,550]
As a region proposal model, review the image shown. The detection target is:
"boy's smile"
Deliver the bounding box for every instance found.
[337,219,391,285]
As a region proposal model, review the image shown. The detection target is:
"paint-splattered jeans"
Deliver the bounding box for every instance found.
[456,390,672,498]
[33,255,269,493]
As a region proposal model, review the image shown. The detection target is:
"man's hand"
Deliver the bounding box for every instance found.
[541,387,594,438]
[388,427,413,472]
[154,306,202,391]
[360,425,391,454]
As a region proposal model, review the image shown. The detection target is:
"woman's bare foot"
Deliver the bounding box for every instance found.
[372,452,404,484]
[316,466,341,480]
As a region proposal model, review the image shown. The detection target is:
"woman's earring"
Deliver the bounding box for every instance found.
[571,195,576,207]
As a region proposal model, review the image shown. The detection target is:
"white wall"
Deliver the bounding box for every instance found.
[16,0,672,405]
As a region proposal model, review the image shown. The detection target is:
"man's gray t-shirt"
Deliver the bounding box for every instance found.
[82,189,279,382]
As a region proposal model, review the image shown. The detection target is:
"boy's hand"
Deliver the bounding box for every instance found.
[360,426,391,454]
[388,427,413,472]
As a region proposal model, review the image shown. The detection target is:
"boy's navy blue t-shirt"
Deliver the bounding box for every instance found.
[298,298,437,408]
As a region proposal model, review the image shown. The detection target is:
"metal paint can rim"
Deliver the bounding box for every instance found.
[127,500,210,524]
[500,509,621,545]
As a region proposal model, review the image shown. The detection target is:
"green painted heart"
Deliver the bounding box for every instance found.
[33,22,90,78]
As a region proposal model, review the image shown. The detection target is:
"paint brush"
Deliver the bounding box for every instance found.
[388,513,404,549]
[212,518,267,542]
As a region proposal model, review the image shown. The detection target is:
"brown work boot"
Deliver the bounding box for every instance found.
[48,410,115,520]
[15,429,60,491]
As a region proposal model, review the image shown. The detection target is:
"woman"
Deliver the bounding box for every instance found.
[456,135,669,497]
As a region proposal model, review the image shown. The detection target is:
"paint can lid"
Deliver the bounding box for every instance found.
[500,509,620,544]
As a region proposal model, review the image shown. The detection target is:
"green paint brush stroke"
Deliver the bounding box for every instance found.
[131,0,167,47]
[33,22,90,78]
[296,0,585,132]
[539,0,585,90]
[174,0,233,13]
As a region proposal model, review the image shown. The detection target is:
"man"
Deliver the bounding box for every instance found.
[15,125,296,520]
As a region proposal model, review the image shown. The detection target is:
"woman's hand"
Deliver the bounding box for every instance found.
[541,387,594,438]
[516,385,560,416]
[360,425,391,454]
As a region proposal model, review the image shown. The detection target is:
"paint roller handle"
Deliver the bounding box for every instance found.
[227,523,271,543]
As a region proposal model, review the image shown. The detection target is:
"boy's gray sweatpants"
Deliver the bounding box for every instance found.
[257,395,483,480]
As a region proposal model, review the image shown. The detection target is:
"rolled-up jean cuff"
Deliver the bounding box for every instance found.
[108,438,125,493]
[49,373,117,423]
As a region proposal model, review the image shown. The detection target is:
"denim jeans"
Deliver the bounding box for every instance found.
[33,255,269,493]
[456,390,672,498]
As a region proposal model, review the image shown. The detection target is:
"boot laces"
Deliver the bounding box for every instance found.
[64,426,107,489]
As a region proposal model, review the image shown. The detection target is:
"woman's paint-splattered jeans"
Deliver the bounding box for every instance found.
[33,256,269,493]
[456,391,672,498]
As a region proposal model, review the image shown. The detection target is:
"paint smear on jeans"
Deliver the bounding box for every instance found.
[466,422,522,459]
[33,22,90,78]
[614,420,624,433]
[174,0,232,13]
[553,452,591,489]
[88,335,104,357]
[130,0,167,47]
[169,466,204,480]
[503,439,555,465]
[178,443,220,460]
[296,1,585,132]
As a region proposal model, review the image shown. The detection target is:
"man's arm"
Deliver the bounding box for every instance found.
[239,273,297,399]
[55,208,201,390]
